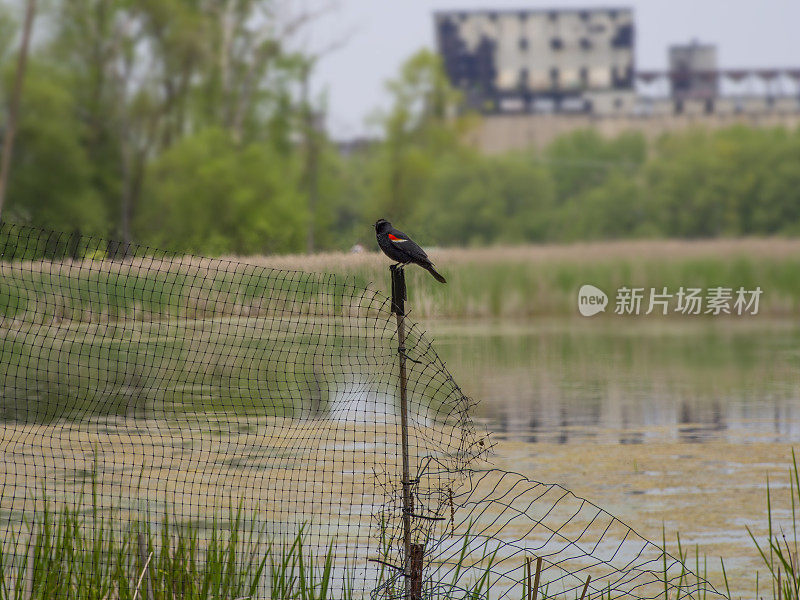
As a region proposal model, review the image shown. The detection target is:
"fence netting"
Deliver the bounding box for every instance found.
[0,223,725,599]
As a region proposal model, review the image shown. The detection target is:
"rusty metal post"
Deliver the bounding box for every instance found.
[390,265,413,598]
[409,543,425,600]
[137,532,155,600]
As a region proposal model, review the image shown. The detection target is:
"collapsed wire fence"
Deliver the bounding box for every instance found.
[0,223,727,600]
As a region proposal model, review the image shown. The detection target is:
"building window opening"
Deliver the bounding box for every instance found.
[519,68,529,89]
[550,67,560,89]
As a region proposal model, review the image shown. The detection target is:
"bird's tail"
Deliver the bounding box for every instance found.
[425,264,447,284]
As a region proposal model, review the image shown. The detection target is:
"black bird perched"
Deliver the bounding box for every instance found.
[374,219,447,283]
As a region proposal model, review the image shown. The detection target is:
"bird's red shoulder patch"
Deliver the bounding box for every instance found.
[388,234,406,242]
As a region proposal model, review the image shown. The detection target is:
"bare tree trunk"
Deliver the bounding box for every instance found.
[120,134,132,254]
[115,48,136,255]
[0,0,37,220]
[302,62,320,254]
[219,0,235,119]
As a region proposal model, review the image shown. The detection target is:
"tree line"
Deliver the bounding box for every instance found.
[1,1,799,256]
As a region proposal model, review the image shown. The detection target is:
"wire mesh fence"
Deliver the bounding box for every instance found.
[0,223,726,599]
[380,462,727,600]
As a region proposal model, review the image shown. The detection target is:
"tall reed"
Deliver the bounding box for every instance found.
[749,450,800,600]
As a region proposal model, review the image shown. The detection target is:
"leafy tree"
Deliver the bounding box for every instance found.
[755,128,800,234]
[5,16,800,254]
[370,49,476,226]
[646,127,785,237]
[544,129,646,203]
[306,142,366,251]
[418,151,555,246]
[329,144,378,250]
[0,2,18,76]
[3,62,106,232]
[42,0,314,243]
[136,128,304,255]
[555,172,647,240]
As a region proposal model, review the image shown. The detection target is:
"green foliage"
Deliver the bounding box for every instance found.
[346,89,800,250]
[555,172,647,241]
[3,62,106,233]
[748,450,800,600]
[417,151,555,245]
[4,13,800,252]
[305,140,358,251]
[368,49,475,225]
[648,126,800,237]
[0,3,16,65]
[545,129,646,203]
[136,128,305,255]
[1,0,314,247]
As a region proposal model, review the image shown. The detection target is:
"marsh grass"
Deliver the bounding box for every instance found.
[0,493,509,600]
[438,524,499,600]
[3,238,800,323]
[748,450,800,600]
[0,509,347,600]
[0,464,741,600]
[0,476,349,600]
[244,238,800,318]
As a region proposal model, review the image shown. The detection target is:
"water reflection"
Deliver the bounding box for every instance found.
[428,319,800,444]
[677,399,726,443]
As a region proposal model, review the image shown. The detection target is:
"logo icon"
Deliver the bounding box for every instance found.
[578,284,608,317]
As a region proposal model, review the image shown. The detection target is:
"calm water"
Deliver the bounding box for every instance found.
[428,318,800,445]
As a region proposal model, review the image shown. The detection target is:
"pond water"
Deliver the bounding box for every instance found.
[428,318,800,445]
[427,317,800,596]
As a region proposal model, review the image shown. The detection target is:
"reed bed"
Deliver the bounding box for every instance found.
[3,238,799,321]
[0,501,341,599]
[219,238,800,318]
[748,450,800,600]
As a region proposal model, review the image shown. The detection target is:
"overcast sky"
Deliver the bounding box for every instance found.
[302,0,799,139]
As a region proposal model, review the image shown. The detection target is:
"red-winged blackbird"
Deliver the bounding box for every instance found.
[374,219,447,283]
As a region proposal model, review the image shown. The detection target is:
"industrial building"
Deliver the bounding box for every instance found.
[435,7,636,115]
[434,8,800,150]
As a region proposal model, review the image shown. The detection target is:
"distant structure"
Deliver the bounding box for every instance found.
[433,8,800,152]
[668,42,718,103]
[435,8,636,115]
